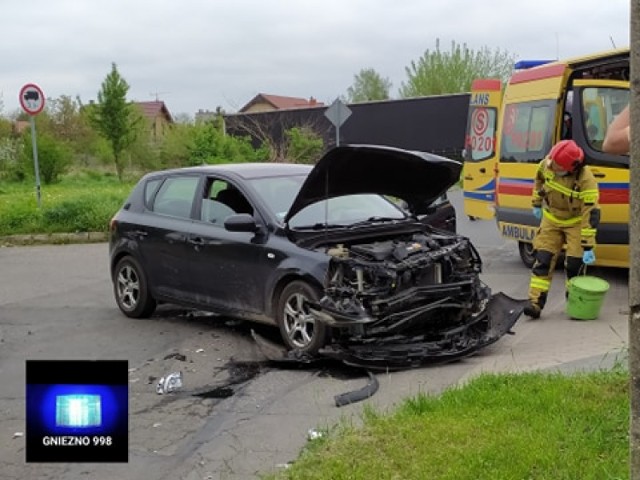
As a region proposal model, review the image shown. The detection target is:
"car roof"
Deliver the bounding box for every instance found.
[147,163,313,180]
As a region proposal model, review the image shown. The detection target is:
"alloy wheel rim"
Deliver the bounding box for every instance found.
[283,292,315,348]
[117,265,140,311]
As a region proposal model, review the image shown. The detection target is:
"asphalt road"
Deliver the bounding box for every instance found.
[0,191,629,480]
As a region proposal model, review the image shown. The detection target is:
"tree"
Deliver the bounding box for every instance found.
[399,39,515,98]
[89,63,141,179]
[346,68,392,103]
[227,111,327,162]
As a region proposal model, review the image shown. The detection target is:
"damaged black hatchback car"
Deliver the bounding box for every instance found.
[109,145,524,369]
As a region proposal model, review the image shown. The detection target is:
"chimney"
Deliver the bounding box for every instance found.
[309,96,317,105]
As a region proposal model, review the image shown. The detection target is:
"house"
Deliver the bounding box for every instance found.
[239,94,323,113]
[134,101,173,142]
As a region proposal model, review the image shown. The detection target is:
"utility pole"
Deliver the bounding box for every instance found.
[630,0,640,477]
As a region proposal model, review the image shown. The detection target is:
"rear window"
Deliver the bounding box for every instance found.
[151,176,200,219]
[500,100,554,163]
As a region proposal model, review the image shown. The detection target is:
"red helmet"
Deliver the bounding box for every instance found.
[548,140,584,172]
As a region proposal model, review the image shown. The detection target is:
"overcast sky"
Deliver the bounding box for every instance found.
[0,0,630,118]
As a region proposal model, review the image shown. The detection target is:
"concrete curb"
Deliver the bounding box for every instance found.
[0,231,108,247]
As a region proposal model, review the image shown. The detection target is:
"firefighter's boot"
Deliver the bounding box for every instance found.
[524,301,542,319]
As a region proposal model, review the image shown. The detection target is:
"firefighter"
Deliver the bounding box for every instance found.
[524,139,599,319]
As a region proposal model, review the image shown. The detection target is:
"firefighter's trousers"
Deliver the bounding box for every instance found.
[528,216,584,310]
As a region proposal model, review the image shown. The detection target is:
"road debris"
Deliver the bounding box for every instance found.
[156,371,183,394]
[307,429,323,440]
[334,371,379,407]
[163,352,187,362]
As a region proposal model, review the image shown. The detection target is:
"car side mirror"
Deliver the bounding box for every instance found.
[224,214,259,233]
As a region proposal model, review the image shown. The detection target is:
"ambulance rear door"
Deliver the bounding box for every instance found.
[462,79,502,220]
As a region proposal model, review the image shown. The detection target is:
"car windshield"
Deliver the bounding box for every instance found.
[248,175,407,228]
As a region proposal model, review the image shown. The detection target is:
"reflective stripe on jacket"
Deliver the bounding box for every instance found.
[531,158,599,248]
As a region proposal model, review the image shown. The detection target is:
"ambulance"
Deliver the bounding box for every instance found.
[462,48,630,268]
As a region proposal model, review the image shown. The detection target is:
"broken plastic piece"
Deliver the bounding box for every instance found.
[156,371,183,394]
[251,330,317,365]
[334,371,379,407]
[164,352,187,361]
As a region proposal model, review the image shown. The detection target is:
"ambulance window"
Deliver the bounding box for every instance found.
[464,106,498,162]
[500,101,554,164]
[580,87,629,152]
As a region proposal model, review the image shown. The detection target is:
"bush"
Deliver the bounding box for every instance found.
[285,126,324,164]
[22,132,72,184]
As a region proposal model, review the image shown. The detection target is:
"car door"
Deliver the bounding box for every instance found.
[186,176,271,315]
[137,174,201,301]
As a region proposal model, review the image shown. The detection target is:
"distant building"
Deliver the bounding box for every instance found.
[195,109,218,123]
[225,94,470,160]
[239,94,323,113]
[134,101,173,142]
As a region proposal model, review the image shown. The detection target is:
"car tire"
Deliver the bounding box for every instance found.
[518,241,535,269]
[113,256,156,318]
[276,280,327,354]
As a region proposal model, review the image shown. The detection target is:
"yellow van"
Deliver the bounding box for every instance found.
[462,48,630,268]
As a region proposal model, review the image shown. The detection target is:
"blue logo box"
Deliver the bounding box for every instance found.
[26,360,128,463]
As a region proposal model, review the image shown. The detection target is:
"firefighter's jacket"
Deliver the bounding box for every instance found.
[531,158,600,249]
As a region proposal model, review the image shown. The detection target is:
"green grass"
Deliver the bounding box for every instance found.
[0,171,136,235]
[269,369,629,480]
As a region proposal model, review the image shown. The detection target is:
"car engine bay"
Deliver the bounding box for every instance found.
[306,229,525,369]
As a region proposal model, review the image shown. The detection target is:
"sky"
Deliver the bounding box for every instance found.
[0,0,630,118]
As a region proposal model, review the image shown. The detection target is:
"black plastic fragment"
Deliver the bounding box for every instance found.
[334,370,379,407]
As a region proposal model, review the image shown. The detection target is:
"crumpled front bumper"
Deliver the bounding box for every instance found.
[315,292,528,370]
[253,292,527,371]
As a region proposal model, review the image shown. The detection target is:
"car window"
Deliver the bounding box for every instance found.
[249,176,406,226]
[151,176,200,219]
[248,176,306,221]
[199,177,254,225]
[289,194,405,228]
[144,178,163,208]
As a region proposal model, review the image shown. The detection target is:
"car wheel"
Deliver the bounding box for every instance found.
[113,256,156,318]
[518,241,535,268]
[276,281,327,354]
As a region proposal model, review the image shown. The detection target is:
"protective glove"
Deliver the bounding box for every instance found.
[532,207,542,220]
[582,249,596,265]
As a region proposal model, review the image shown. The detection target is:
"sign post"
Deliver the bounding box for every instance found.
[324,98,352,147]
[19,83,45,208]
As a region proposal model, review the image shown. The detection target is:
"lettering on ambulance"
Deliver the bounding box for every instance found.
[470,93,490,106]
[501,224,536,241]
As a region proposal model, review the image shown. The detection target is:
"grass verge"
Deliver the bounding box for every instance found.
[268,369,628,480]
[0,172,134,236]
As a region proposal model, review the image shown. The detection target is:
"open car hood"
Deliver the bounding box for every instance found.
[284,144,462,223]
